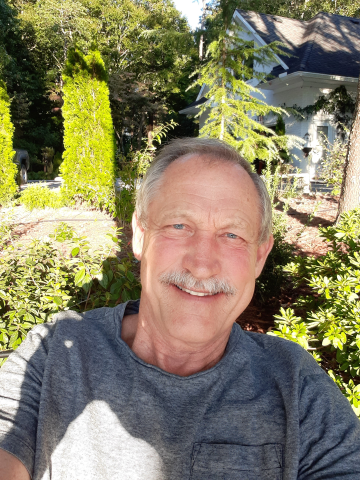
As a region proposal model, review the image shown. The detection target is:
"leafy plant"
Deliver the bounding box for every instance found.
[60,48,116,210]
[269,208,360,417]
[0,79,18,205]
[116,120,177,225]
[19,184,67,210]
[191,6,303,163]
[319,133,348,196]
[0,222,140,364]
[0,211,17,250]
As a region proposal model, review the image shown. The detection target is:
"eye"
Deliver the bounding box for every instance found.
[226,233,238,239]
[173,224,185,229]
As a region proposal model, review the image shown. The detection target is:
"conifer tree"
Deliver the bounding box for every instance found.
[61,48,116,208]
[194,2,300,163]
[0,79,17,205]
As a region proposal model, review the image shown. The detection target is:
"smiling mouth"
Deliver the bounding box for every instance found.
[175,285,219,297]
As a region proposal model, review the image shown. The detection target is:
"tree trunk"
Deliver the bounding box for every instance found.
[337,74,360,219]
[199,0,206,61]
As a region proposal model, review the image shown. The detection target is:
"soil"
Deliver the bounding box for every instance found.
[1,193,338,334]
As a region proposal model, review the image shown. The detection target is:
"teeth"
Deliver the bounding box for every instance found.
[176,285,216,296]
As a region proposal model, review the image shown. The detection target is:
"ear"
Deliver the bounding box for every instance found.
[254,234,274,279]
[132,212,145,261]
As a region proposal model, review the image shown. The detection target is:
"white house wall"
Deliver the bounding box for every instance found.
[260,78,357,176]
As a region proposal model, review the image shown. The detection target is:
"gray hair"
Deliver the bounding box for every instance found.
[135,138,272,244]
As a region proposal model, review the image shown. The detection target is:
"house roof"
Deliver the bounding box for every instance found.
[236,9,360,78]
[179,96,207,112]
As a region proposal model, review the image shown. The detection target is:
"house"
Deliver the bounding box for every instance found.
[180,9,360,180]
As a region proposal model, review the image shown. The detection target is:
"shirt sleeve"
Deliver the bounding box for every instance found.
[0,324,51,478]
[298,371,360,479]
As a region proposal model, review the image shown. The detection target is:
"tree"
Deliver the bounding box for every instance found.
[0,0,60,160]
[337,75,360,217]
[0,79,17,205]
[233,0,360,19]
[60,48,116,208]
[7,0,197,156]
[193,1,299,163]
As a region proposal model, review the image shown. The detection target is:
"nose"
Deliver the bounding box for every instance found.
[182,231,221,279]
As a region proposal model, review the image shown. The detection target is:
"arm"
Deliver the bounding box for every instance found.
[0,326,51,479]
[0,449,30,480]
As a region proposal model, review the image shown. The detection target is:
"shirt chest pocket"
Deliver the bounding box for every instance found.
[190,443,283,480]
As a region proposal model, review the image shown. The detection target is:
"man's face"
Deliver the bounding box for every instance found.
[132,155,273,345]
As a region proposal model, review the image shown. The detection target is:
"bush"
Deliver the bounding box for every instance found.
[61,48,116,210]
[255,212,293,303]
[19,184,67,210]
[0,79,17,205]
[319,133,347,195]
[27,172,58,181]
[255,165,298,303]
[0,222,140,363]
[269,208,360,417]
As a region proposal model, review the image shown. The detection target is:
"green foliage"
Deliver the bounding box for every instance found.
[116,120,177,225]
[27,172,58,181]
[319,134,348,196]
[0,212,17,250]
[255,165,299,302]
[0,79,17,205]
[269,208,360,416]
[6,0,196,160]
[0,222,140,362]
[229,0,360,20]
[274,115,286,136]
[19,184,67,210]
[61,48,116,210]
[192,19,301,163]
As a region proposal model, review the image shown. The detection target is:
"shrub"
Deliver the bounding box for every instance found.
[255,165,298,303]
[27,172,57,181]
[319,133,347,195]
[0,222,140,364]
[19,184,66,210]
[0,79,17,205]
[255,213,293,303]
[61,48,116,210]
[269,208,360,417]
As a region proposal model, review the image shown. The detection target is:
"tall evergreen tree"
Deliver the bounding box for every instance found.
[61,48,116,208]
[194,1,299,162]
[0,79,17,205]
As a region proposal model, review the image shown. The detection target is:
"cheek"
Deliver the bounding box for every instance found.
[223,249,257,284]
[143,236,186,276]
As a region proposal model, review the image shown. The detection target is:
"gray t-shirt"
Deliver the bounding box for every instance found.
[0,300,360,480]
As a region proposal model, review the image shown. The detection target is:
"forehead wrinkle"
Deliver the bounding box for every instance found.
[209,209,254,233]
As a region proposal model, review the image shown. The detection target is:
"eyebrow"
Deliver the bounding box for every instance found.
[159,211,251,231]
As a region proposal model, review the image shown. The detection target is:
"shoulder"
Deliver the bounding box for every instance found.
[3,303,128,369]
[238,327,323,378]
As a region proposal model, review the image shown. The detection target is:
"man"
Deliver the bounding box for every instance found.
[0,138,359,480]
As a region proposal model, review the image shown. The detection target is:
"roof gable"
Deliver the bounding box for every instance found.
[236,9,360,78]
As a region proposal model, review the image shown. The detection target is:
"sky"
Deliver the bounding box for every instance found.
[172,0,202,30]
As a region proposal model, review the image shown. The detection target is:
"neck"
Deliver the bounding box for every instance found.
[121,312,232,377]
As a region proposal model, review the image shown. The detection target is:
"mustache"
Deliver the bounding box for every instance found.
[159,271,238,296]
